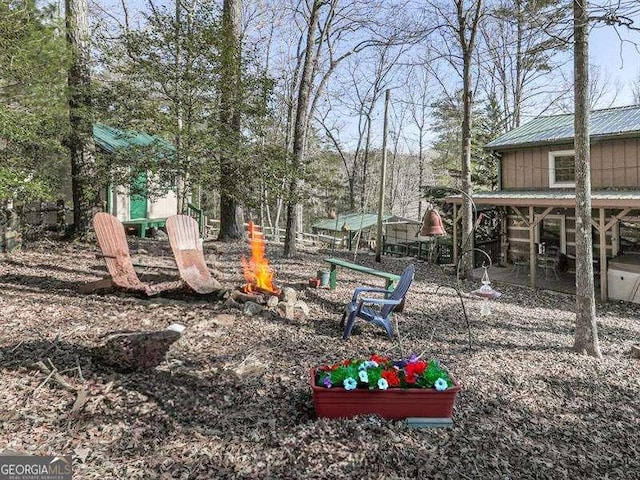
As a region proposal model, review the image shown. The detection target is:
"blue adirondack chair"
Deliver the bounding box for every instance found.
[340,264,415,340]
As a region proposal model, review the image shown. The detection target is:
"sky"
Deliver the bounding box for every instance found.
[86,0,640,154]
[590,20,640,106]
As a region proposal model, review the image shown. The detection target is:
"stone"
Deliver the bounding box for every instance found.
[222,297,241,310]
[278,302,295,318]
[295,300,310,317]
[267,296,279,307]
[232,356,267,379]
[95,329,182,372]
[243,301,264,316]
[281,287,297,304]
[213,314,236,327]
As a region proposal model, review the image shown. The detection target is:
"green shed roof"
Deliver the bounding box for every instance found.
[486,105,640,150]
[312,213,392,232]
[93,123,174,153]
[312,213,420,232]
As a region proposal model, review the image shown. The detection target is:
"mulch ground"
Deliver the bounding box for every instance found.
[1,238,639,479]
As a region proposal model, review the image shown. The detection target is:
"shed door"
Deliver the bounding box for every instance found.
[129,173,147,220]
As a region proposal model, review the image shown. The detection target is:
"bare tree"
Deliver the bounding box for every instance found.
[428,0,484,278]
[66,0,102,235]
[572,0,601,358]
[482,0,569,129]
[569,0,640,356]
[282,0,415,255]
[283,0,324,257]
[405,63,434,218]
[457,0,484,279]
[632,71,640,103]
[218,0,245,241]
[554,64,623,112]
[319,42,406,213]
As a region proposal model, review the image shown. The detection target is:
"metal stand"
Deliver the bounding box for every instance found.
[435,284,473,351]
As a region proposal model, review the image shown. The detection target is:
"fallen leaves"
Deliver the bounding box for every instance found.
[0,240,638,479]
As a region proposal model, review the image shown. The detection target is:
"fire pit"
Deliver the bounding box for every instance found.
[241,221,281,296]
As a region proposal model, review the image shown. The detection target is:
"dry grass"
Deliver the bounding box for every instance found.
[1,238,639,479]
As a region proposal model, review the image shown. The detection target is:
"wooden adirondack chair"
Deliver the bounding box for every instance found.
[80,212,183,296]
[340,264,415,340]
[166,215,222,294]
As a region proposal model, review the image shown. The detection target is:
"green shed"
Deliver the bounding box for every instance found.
[94,123,177,237]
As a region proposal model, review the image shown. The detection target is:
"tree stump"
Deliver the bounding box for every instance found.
[95,329,182,372]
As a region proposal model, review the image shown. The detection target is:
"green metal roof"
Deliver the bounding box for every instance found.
[312,213,393,232]
[93,123,174,153]
[452,189,640,201]
[486,105,640,150]
[445,189,640,208]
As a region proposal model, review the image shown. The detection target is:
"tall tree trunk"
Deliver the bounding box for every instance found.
[572,0,602,358]
[459,49,474,278]
[418,123,424,219]
[283,0,323,257]
[360,115,373,211]
[218,0,244,241]
[174,1,186,214]
[66,0,100,236]
[513,0,523,128]
[456,0,482,279]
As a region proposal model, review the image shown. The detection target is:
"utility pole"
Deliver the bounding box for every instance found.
[375,89,391,263]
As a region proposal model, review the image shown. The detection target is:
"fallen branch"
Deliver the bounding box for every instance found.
[69,389,89,417]
[33,359,89,418]
[34,360,76,392]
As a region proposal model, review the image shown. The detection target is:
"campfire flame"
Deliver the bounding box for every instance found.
[241,221,280,295]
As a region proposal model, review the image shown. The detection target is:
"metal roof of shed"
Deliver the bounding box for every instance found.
[485,105,640,150]
[312,213,419,232]
[312,213,391,232]
[93,123,174,153]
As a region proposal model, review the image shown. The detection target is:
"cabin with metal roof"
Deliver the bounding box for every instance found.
[447,105,640,303]
[94,123,178,237]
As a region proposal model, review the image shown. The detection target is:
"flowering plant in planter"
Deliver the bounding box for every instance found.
[315,354,454,392]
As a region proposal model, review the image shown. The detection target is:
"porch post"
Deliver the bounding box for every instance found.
[599,208,608,302]
[529,206,536,288]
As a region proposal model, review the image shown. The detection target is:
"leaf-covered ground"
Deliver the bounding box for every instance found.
[1,239,639,479]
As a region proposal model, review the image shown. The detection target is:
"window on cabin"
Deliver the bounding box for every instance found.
[549,150,575,187]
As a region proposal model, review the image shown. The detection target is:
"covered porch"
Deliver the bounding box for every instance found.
[447,190,640,301]
[474,264,591,296]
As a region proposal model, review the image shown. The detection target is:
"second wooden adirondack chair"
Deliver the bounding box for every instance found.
[165,215,222,294]
[80,212,183,296]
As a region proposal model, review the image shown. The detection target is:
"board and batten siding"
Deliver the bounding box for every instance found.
[500,139,640,189]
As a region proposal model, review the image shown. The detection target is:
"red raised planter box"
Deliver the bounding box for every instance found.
[310,369,461,420]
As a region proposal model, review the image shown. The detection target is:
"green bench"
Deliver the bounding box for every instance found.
[324,258,401,291]
[122,218,167,238]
